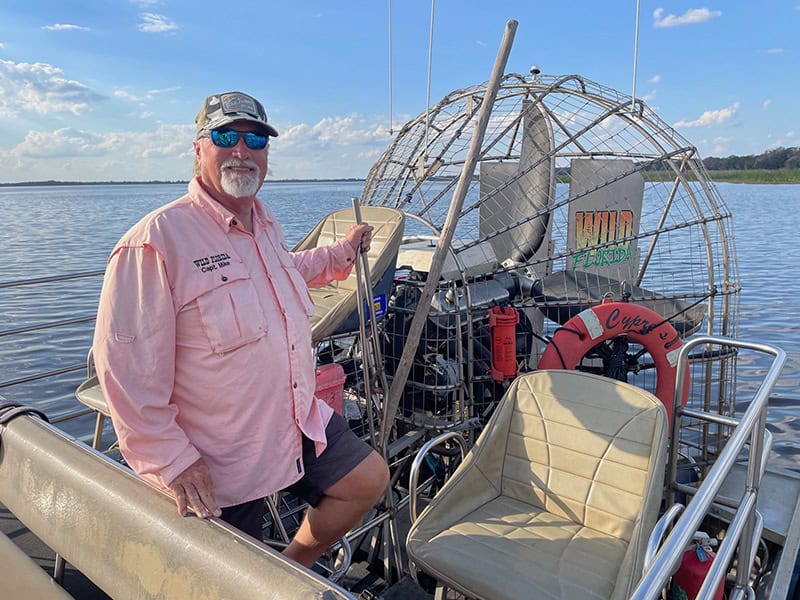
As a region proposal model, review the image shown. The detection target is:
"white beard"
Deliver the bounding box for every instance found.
[219,159,262,198]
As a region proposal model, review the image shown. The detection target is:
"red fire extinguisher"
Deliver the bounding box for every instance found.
[489,306,519,383]
[672,532,724,600]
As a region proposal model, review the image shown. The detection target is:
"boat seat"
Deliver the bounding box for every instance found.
[406,370,668,600]
[75,374,108,418]
[74,357,110,451]
[292,206,405,343]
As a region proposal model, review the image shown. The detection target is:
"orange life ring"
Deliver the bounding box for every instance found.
[537,300,689,426]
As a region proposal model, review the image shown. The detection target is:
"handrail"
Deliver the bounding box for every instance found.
[0,270,102,391]
[0,270,104,289]
[408,431,468,523]
[0,363,86,389]
[0,316,96,338]
[643,503,684,572]
[631,336,786,599]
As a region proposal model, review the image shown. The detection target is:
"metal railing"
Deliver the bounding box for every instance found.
[632,336,786,600]
[0,271,102,411]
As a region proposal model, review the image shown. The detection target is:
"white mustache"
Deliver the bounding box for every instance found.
[221,159,259,171]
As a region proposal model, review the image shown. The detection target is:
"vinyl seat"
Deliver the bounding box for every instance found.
[292,206,405,343]
[406,370,668,600]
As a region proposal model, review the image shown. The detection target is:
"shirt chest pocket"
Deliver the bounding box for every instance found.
[195,277,269,354]
[276,248,315,317]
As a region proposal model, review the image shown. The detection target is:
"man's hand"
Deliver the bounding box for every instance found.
[167,458,221,519]
[345,223,374,253]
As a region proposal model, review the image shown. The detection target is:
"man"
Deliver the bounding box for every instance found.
[93,90,389,568]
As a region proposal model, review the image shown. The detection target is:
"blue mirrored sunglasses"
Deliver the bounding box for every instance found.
[205,129,269,150]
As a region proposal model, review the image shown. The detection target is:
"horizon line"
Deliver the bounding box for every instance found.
[0,178,368,187]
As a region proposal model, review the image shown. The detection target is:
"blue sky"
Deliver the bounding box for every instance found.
[0,1,797,182]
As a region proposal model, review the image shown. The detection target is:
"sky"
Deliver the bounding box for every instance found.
[0,1,797,183]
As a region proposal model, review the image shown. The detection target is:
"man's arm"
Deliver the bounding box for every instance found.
[93,245,219,518]
[292,223,373,286]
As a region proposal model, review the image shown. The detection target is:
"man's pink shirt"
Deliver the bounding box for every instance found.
[93,179,356,506]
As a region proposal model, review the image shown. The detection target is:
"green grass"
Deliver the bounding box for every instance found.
[645,169,800,184]
[705,169,800,184]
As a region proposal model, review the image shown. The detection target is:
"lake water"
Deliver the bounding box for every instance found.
[1,180,799,469]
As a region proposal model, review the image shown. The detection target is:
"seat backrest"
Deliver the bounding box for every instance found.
[293,206,405,341]
[495,370,668,543]
[294,206,405,292]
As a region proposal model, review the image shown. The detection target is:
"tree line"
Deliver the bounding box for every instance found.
[703,146,800,171]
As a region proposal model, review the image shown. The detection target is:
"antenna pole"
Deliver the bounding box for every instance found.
[423,0,436,155]
[387,0,393,135]
[631,0,641,111]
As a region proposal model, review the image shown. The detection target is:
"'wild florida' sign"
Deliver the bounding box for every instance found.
[567,159,644,282]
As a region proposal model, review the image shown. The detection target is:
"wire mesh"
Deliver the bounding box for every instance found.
[360,71,740,425]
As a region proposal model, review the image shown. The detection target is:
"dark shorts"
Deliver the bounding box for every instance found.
[220,412,374,538]
[285,411,374,508]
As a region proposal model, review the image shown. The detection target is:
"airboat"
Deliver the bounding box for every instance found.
[0,20,795,600]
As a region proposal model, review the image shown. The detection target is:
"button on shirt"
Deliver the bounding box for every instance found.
[92,178,356,507]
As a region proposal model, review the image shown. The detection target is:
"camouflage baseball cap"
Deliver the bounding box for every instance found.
[195,91,279,139]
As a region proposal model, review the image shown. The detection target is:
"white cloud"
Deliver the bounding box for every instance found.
[130,0,160,4]
[42,24,90,32]
[357,148,383,160]
[641,90,657,102]
[270,115,392,179]
[787,130,796,139]
[0,58,103,116]
[0,113,390,182]
[673,102,740,128]
[648,74,662,84]
[766,48,784,54]
[0,123,195,176]
[114,85,181,103]
[711,136,733,155]
[136,123,195,158]
[138,13,178,33]
[281,115,390,146]
[14,128,108,158]
[0,42,5,49]
[653,8,721,28]
[476,40,487,47]
[6,124,194,161]
[763,100,772,110]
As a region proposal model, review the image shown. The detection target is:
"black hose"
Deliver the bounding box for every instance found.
[0,402,49,425]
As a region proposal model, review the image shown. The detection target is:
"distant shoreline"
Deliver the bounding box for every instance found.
[2,170,799,187]
[0,178,367,187]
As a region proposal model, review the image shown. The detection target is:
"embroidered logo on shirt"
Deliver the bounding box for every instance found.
[192,253,231,273]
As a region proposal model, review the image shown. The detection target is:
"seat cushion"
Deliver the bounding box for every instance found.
[75,375,111,416]
[409,494,629,600]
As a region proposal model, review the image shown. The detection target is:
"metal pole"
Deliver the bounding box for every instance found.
[380,19,518,450]
[387,0,393,135]
[423,0,436,155]
[350,199,404,582]
[631,0,641,112]
[352,234,378,448]
[351,200,392,455]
